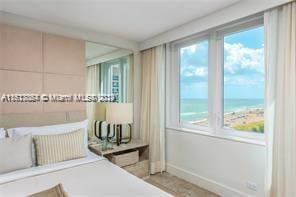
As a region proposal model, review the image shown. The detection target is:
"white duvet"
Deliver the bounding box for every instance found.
[0,153,171,197]
[0,152,102,185]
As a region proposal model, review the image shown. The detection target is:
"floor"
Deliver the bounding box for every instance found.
[146,172,219,197]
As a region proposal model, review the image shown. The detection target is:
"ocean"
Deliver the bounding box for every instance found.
[180,99,264,122]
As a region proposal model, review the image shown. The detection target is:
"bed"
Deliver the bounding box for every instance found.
[0,116,171,197]
[0,152,171,197]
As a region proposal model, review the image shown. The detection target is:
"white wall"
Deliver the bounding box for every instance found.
[140,0,292,50]
[166,129,266,197]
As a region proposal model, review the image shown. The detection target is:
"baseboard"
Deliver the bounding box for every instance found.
[166,163,250,197]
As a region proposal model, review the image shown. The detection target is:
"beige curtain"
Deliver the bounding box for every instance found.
[86,65,100,137]
[140,45,166,174]
[265,1,296,196]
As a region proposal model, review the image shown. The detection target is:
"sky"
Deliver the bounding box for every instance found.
[180,26,264,100]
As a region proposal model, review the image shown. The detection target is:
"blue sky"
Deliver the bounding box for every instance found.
[180,26,264,100]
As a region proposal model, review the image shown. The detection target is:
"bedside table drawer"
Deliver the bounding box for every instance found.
[111,150,139,167]
[123,160,149,178]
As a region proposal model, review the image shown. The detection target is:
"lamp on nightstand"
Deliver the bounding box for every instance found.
[93,102,115,141]
[106,103,133,146]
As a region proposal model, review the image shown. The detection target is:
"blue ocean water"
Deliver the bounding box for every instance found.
[180,99,264,122]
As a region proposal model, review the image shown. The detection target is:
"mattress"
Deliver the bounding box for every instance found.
[0,153,171,197]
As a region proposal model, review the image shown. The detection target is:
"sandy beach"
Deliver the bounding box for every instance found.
[192,108,264,129]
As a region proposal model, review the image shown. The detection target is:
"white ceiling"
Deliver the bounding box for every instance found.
[1,0,241,42]
[85,41,118,60]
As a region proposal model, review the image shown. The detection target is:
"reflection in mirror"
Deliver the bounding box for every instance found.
[85,41,133,103]
[99,57,129,102]
[85,41,133,142]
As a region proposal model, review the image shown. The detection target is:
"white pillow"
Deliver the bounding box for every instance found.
[7,120,88,147]
[0,135,33,174]
[7,120,88,165]
[0,128,6,138]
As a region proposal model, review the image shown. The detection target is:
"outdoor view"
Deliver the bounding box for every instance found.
[223,26,264,133]
[180,40,209,126]
[180,26,264,133]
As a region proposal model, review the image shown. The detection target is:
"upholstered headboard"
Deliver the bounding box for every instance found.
[0,111,86,129]
[0,24,87,129]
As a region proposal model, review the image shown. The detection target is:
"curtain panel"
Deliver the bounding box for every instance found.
[86,64,100,137]
[265,1,296,197]
[140,45,166,174]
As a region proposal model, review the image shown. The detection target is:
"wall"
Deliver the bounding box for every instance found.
[140,0,292,50]
[0,24,86,127]
[166,129,266,197]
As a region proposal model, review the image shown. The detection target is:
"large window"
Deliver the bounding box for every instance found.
[167,16,265,141]
[180,41,209,127]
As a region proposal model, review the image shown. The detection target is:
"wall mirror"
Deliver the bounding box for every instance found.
[85,41,133,103]
[85,41,134,144]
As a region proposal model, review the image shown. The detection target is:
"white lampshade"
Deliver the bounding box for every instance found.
[93,102,107,121]
[106,103,133,124]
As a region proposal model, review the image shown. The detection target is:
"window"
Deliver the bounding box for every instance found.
[179,41,209,127]
[167,16,265,141]
[223,27,264,133]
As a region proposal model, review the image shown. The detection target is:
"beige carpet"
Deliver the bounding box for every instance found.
[146,172,219,197]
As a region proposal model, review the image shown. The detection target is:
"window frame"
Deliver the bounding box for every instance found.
[166,14,265,142]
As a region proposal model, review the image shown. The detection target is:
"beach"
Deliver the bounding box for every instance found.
[224,108,264,128]
[180,99,264,132]
[192,108,264,132]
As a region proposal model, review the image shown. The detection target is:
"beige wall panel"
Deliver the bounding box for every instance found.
[0,25,86,121]
[43,73,86,112]
[0,70,43,114]
[67,111,87,122]
[43,34,85,75]
[0,112,68,129]
[0,24,4,69]
[0,24,43,72]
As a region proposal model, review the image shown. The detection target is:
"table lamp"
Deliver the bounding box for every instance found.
[106,103,133,146]
[93,102,115,141]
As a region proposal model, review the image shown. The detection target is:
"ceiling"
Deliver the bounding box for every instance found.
[1,0,241,42]
[85,42,118,60]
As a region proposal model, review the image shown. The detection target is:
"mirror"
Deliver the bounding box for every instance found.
[85,41,133,143]
[85,41,133,103]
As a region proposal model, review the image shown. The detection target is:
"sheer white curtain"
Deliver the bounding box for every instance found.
[86,65,100,137]
[265,1,296,196]
[140,45,166,174]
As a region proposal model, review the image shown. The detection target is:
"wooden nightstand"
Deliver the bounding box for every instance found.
[89,139,149,179]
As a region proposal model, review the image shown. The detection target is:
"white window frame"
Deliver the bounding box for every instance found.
[166,14,265,143]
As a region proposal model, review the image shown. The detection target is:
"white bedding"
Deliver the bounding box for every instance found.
[0,153,171,197]
[0,151,102,185]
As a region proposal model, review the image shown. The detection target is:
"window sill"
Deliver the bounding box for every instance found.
[166,126,266,147]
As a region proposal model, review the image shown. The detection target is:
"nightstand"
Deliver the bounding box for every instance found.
[89,139,149,179]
